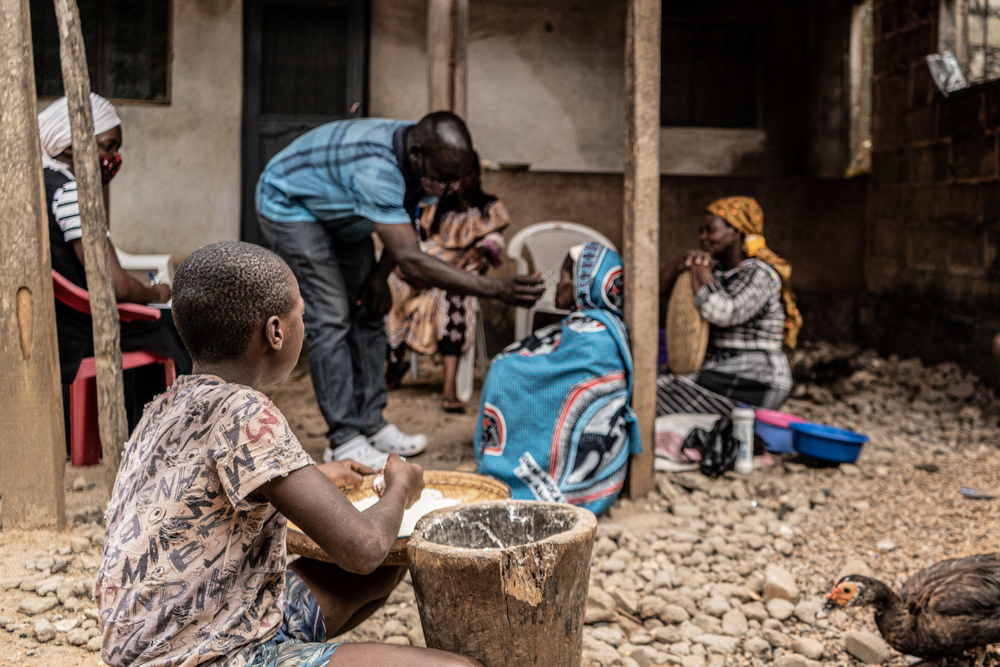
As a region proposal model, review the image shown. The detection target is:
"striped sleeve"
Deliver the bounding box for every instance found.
[52,181,83,242]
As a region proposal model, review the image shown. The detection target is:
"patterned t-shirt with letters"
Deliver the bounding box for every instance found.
[96,375,314,667]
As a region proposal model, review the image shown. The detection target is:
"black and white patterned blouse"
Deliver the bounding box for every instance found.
[694,258,785,352]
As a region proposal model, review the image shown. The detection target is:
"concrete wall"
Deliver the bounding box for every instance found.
[369,0,854,177]
[478,170,868,351]
[108,0,243,259]
[864,0,1000,385]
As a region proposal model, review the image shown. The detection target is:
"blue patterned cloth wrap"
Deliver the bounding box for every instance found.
[475,242,642,515]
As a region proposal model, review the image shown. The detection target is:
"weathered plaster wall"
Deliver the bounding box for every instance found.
[108,0,243,259]
[369,0,852,176]
[865,0,1000,386]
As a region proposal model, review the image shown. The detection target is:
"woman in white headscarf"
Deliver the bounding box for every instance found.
[39,93,191,389]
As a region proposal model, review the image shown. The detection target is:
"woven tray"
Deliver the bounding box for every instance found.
[286,470,511,566]
[666,271,710,375]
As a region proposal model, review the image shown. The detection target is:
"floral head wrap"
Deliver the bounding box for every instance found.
[706,196,803,348]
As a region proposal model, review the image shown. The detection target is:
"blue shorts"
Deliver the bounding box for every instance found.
[213,571,339,667]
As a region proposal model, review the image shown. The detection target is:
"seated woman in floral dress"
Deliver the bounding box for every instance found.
[384,158,508,412]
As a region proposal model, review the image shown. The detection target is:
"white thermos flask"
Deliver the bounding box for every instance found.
[732,406,755,474]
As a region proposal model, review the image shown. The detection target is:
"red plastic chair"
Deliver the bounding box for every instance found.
[52,270,177,467]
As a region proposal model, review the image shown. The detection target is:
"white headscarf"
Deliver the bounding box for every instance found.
[37,92,121,159]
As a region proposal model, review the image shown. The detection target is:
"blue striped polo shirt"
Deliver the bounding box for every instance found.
[255,118,416,239]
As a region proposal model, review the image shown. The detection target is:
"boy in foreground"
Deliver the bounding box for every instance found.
[96,241,481,667]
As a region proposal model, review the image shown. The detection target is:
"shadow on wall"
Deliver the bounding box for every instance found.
[478,170,868,352]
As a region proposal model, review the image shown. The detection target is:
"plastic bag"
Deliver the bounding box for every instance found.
[681,415,736,478]
[681,416,767,478]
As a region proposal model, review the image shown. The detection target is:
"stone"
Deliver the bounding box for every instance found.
[628,631,654,646]
[51,558,71,574]
[87,635,103,652]
[693,634,739,654]
[610,587,639,616]
[639,595,667,619]
[774,655,821,667]
[384,636,410,645]
[80,555,99,571]
[87,626,101,638]
[18,596,58,615]
[775,539,794,556]
[53,619,78,633]
[681,655,706,667]
[83,608,100,621]
[35,556,55,571]
[653,625,682,644]
[56,582,76,604]
[793,598,825,624]
[19,574,46,592]
[762,564,798,602]
[791,637,825,660]
[66,628,90,646]
[36,575,65,597]
[408,627,425,648]
[741,601,769,622]
[721,609,748,636]
[845,630,893,664]
[836,557,872,582]
[699,596,731,618]
[595,537,618,557]
[625,646,658,667]
[33,619,55,643]
[673,504,701,519]
[592,626,625,647]
[762,629,790,648]
[744,636,772,658]
[583,636,620,666]
[72,475,88,492]
[71,537,92,554]
[63,597,81,612]
[586,587,619,624]
[876,540,897,552]
[691,614,722,635]
[766,598,795,621]
[2,577,24,590]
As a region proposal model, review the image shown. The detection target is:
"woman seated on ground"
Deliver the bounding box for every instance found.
[38,93,192,387]
[384,156,508,413]
[475,242,642,515]
[657,197,801,415]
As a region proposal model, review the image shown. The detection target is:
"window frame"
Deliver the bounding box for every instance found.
[32,0,174,106]
[939,0,1000,87]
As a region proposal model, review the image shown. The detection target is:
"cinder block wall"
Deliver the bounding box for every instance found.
[865,0,1000,385]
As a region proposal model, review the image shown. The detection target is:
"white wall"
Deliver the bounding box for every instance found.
[109,0,243,260]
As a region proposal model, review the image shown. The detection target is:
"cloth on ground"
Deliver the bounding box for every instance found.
[475,242,641,515]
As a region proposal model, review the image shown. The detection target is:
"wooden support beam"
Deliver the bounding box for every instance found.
[0,0,68,529]
[623,0,660,499]
[427,0,468,117]
[54,0,128,492]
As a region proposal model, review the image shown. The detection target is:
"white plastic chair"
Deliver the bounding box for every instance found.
[507,222,617,340]
[115,247,175,282]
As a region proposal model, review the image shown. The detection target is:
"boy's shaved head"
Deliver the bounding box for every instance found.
[173,241,298,363]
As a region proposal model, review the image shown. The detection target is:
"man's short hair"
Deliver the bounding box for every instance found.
[173,241,297,363]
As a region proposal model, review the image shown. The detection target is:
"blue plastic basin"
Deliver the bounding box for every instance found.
[789,422,869,463]
[755,409,806,454]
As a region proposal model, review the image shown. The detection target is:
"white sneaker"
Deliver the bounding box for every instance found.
[323,434,389,470]
[369,424,428,456]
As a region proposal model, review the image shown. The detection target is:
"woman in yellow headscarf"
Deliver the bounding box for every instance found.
[656,196,801,416]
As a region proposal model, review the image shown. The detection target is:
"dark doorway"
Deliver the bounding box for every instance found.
[242,0,367,244]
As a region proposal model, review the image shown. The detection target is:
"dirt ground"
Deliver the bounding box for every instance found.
[4,348,1000,667]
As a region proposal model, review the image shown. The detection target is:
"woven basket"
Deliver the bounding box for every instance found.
[666,271,710,375]
[286,470,511,566]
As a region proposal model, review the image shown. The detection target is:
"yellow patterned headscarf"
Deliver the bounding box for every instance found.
[707,197,803,349]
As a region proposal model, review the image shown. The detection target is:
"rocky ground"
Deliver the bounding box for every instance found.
[3,345,1000,667]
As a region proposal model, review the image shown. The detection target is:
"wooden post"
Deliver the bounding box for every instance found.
[427,0,468,117]
[623,0,660,498]
[53,0,128,491]
[0,0,68,529]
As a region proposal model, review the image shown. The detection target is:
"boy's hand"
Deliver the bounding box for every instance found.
[382,454,424,508]
[317,459,375,489]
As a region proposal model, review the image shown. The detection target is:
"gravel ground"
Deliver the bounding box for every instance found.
[2,345,1000,667]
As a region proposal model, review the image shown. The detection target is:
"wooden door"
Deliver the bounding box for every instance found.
[241,0,367,244]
